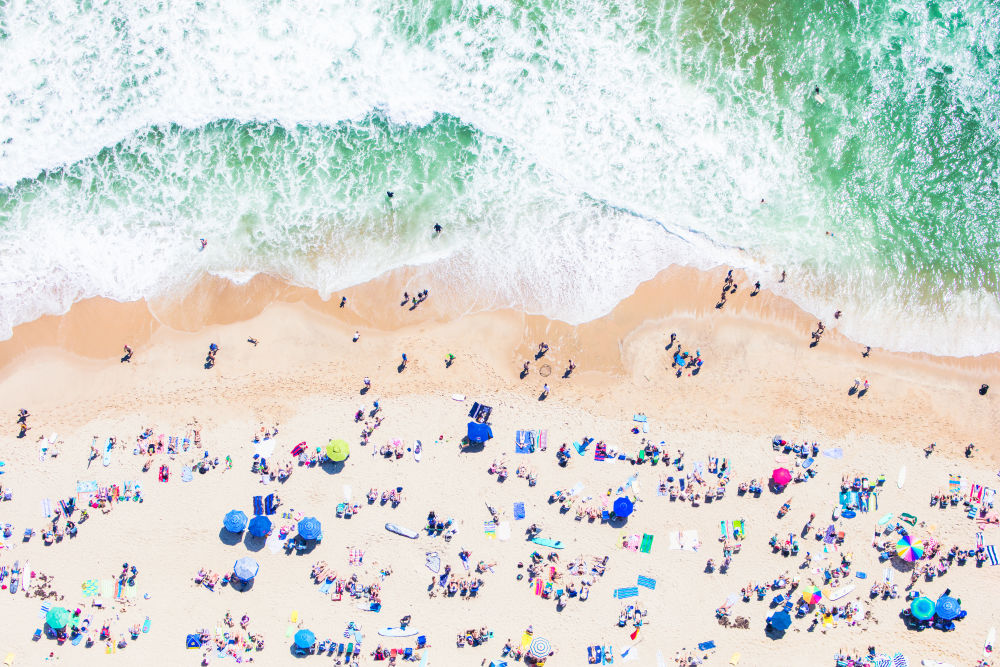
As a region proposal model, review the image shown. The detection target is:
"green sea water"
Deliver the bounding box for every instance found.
[0,0,997,352]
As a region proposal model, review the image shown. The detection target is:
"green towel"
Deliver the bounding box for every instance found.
[640,534,654,553]
[285,624,295,638]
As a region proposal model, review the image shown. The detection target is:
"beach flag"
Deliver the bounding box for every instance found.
[637,575,656,590]
[987,545,998,566]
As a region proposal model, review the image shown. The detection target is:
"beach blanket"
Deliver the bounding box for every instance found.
[265,533,284,554]
[622,534,640,551]
[318,580,333,594]
[81,579,99,597]
[41,497,52,518]
[640,534,654,553]
[100,579,114,599]
[632,415,647,423]
[976,532,984,548]
[949,475,961,494]
[253,496,264,516]
[348,548,363,565]
[669,531,681,550]
[425,552,441,573]
[823,525,836,544]
[893,652,909,667]
[882,567,894,584]
[513,502,525,520]
[822,448,844,459]
[637,575,656,590]
[483,521,496,539]
[572,441,586,456]
[76,480,98,501]
[496,521,511,541]
[614,586,639,599]
[970,484,984,503]
[987,545,998,566]
[180,466,193,482]
[538,430,547,451]
[38,603,50,619]
[265,494,277,515]
[594,447,607,462]
[681,530,699,551]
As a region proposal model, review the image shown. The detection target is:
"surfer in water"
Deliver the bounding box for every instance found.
[433,223,442,235]
[199,238,207,250]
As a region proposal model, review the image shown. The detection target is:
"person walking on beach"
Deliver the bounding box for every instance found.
[863,346,871,358]
[924,442,936,457]
[965,443,976,458]
[340,296,347,308]
[401,353,408,370]
[17,408,29,424]
[565,359,576,376]
[537,342,549,357]
[522,361,530,377]
[18,422,30,438]
[445,353,455,368]
[541,383,549,398]
[352,331,360,342]
[122,344,133,363]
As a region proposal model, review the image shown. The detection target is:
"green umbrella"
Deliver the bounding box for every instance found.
[326,439,350,462]
[46,606,72,629]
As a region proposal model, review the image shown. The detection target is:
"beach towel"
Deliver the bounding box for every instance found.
[41,498,52,518]
[82,579,99,597]
[425,552,441,573]
[265,494,276,515]
[539,430,547,451]
[977,532,984,548]
[970,484,984,503]
[822,448,844,459]
[637,575,656,590]
[622,534,640,551]
[733,519,745,539]
[823,525,836,544]
[987,545,998,566]
[348,548,364,565]
[615,587,639,599]
[873,656,892,667]
[640,534,654,553]
[513,502,525,520]
[318,580,334,594]
[535,579,544,596]
[668,531,681,550]
[882,567,894,584]
[594,447,606,462]
[572,441,585,456]
[100,579,114,599]
[570,482,585,496]
[180,466,193,482]
[893,652,909,667]
[252,496,264,516]
[697,641,716,651]
[496,521,511,541]
[632,414,647,423]
[265,533,284,554]
[949,475,961,494]
[681,530,699,551]
[483,521,496,539]
[38,603,50,619]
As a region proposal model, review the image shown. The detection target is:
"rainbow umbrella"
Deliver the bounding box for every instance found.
[895,535,924,562]
[772,468,792,486]
[801,585,822,605]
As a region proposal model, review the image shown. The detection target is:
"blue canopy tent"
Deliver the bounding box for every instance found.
[248,515,271,538]
[223,509,248,533]
[467,421,493,444]
[186,634,203,648]
[298,516,322,541]
[233,557,259,582]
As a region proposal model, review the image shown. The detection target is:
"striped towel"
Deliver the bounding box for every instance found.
[615,586,639,599]
[38,603,50,619]
[348,548,363,565]
[892,651,909,667]
[882,567,894,584]
[874,655,892,667]
[637,575,656,590]
[949,475,961,493]
[970,484,983,502]
[484,521,496,538]
[987,545,998,566]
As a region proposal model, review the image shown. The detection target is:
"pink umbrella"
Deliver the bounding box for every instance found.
[772,468,792,486]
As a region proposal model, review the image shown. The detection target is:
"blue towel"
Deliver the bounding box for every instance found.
[319,580,333,593]
[515,443,532,454]
[614,587,639,599]
[856,571,867,579]
[637,575,656,590]
[265,494,276,515]
[253,496,264,516]
[513,502,525,520]
[697,641,715,651]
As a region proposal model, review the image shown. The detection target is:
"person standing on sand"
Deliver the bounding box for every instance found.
[122,345,133,362]
[445,353,455,368]
[542,384,549,398]
[863,346,870,358]
[353,331,360,342]
[363,377,371,391]
[965,443,976,458]
[340,296,347,308]
[18,408,30,424]
[537,342,549,356]
[522,361,530,376]
[401,353,408,369]
[780,270,786,283]
[566,360,576,376]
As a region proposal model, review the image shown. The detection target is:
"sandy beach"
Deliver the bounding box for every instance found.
[1,264,998,667]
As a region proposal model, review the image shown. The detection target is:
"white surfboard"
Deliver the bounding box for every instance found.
[827,584,855,601]
[379,627,419,637]
[451,394,465,401]
[897,466,906,489]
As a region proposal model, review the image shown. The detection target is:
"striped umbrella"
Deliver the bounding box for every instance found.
[528,636,551,659]
[801,585,822,605]
[895,535,923,562]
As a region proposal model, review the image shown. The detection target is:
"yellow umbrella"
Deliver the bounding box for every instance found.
[326,439,350,462]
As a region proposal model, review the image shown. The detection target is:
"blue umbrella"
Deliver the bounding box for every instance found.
[248,515,271,537]
[224,509,248,533]
[613,497,634,517]
[935,596,961,620]
[768,610,792,631]
[233,557,259,581]
[910,596,935,621]
[298,516,322,541]
[294,629,315,649]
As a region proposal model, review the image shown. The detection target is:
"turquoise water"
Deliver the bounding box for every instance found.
[0,0,998,353]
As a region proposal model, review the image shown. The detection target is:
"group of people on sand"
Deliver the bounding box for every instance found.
[195,610,264,665]
[402,289,430,309]
[309,562,383,604]
[367,487,403,506]
[517,552,607,609]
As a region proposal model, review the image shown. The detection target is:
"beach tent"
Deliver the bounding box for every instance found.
[45,607,71,629]
[186,634,203,648]
[467,421,493,444]
[326,439,350,462]
[224,509,248,533]
[233,557,259,582]
[935,596,961,620]
[248,515,271,538]
[910,596,935,621]
[294,629,316,649]
[771,468,791,487]
[613,497,634,518]
[767,611,792,631]
[298,516,322,541]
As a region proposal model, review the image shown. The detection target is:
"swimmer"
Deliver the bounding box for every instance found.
[199,238,207,250]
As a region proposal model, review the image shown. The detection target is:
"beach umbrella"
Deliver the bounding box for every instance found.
[46,607,71,629]
[224,509,248,533]
[767,610,792,631]
[801,585,822,605]
[613,497,634,518]
[527,636,551,659]
[772,468,792,486]
[326,439,350,462]
[895,535,924,562]
[298,516,322,540]
[294,629,316,649]
[910,596,935,621]
[248,515,271,538]
[935,595,961,620]
[233,557,259,581]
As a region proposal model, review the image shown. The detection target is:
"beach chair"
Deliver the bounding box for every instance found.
[771,594,785,607]
[782,601,793,613]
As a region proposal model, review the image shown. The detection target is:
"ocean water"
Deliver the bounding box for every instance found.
[0,0,998,354]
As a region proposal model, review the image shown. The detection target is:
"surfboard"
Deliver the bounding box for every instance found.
[451,394,465,401]
[897,466,906,489]
[385,523,418,539]
[814,93,826,104]
[103,439,113,467]
[827,584,855,601]
[378,627,419,637]
[985,626,995,658]
[142,617,151,634]
[9,561,18,595]
[530,537,564,549]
